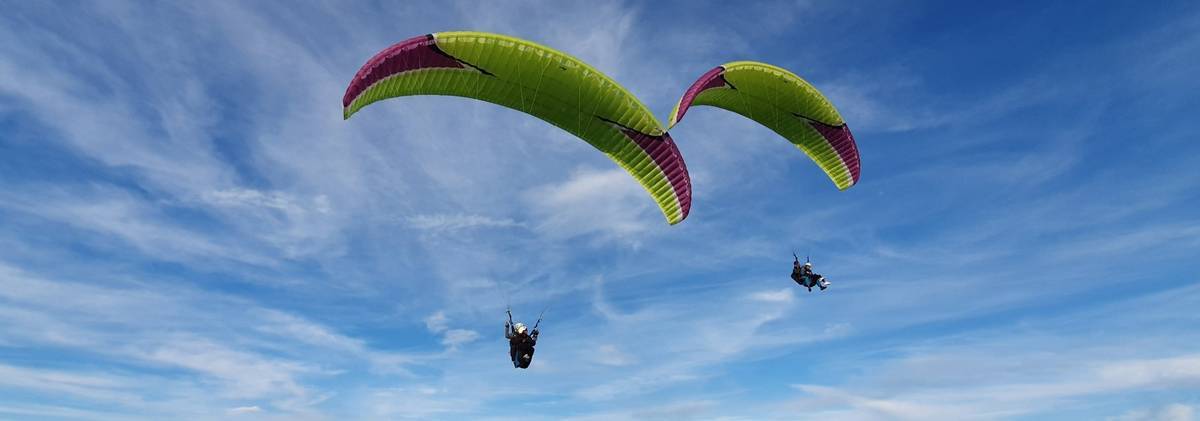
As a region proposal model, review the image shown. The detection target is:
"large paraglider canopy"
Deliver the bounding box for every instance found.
[343,32,692,224]
[668,61,860,190]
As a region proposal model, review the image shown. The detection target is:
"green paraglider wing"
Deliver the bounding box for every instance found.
[668,61,860,190]
[343,32,692,224]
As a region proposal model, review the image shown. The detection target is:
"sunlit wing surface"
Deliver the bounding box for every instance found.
[344,32,692,224]
[669,61,860,190]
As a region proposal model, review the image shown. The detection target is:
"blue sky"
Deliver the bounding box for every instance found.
[2,1,1199,419]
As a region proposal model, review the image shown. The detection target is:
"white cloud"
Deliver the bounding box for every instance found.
[424,311,449,333]
[785,347,1200,419]
[202,188,331,215]
[227,406,263,415]
[407,213,523,232]
[0,261,427,416]
[792,384,961,420]
[524,167,658,245]
[748,288,795,303]
[134,336,317,401]
[254,310,367,354]
[1110,404,1196,421]
[592,344,636,367]
[440,329,480,350]
[352,385,487,420]
[1096,356,1200,390]
[0,363,144,406]
[0,186,279,267]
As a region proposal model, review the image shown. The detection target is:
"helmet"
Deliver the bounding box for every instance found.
[514,323,527,334]
[804,262,812,268]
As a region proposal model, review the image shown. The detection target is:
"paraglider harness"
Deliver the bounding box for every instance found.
[506,307,543,369]
[791,252,828,291]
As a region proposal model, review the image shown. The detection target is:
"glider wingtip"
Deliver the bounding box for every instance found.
[665,210,689,226]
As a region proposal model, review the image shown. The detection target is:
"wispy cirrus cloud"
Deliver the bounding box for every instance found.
[440,329,481,350]
[0,261,424,417]
[227,405,263,415]
[407,213,524,232]
[524,167,660,246]
[1109,404,1196,421]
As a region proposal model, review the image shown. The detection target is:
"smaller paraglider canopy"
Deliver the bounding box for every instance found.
[669,61,860,190]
